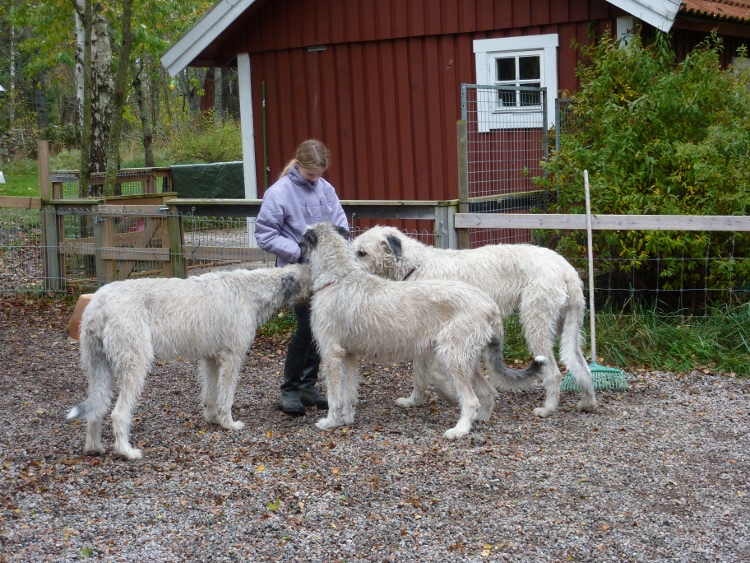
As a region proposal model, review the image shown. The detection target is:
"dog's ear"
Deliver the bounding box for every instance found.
[281,274,300,302]
[335,224,351,240]
[384,234,402,258]
[299,229,318,260]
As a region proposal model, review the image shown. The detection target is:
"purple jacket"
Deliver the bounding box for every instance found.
[255,166,349,266]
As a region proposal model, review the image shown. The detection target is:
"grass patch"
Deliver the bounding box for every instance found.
[258,308,298,338]
[503,304,750,376]
[0,158,39,197]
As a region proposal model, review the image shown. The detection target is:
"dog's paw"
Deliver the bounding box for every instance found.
[114,447,143,460]
[83,446,106,456]
[533,406,555,418]
[223,420,245,431]
[315,417,338,430]
[395,397,416,408]
[576,399,597,413]
[443,427,469,440]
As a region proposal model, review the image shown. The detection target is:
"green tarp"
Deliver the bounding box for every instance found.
[171,161,245,198]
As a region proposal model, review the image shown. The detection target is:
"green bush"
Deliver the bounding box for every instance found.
[536,32,750,309]
[169,111,243,164]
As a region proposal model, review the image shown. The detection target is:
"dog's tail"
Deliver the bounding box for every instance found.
[484,317,547,390]
[558,276,597,406]
[67,326,113,422]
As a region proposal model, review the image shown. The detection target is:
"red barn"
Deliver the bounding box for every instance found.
[161,0,750,210]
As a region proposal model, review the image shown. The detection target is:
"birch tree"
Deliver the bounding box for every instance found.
[102,0,133,197]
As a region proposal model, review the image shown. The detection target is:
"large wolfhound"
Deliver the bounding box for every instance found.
[299,222,546,439]
[67,265,310,460]
[352,226,597,418]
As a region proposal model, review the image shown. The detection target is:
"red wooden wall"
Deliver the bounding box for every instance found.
[223,0,625,203]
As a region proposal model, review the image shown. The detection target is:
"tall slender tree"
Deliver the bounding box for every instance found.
[102,0,134,196]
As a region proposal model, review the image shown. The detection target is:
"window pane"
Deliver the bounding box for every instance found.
[497,88,515,107]
[495,58,515,81]
[520,84,541,106]
[519,56,540,80]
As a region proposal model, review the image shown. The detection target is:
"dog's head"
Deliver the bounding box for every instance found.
[298,228,318,263]
[281,274,300,302]
[280,264,312,302]
[352,226,406,279]
[299,222,350,263]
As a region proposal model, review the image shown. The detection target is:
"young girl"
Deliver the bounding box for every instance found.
[255,139,349,415]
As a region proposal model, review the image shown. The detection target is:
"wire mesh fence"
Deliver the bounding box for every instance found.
[461,84,549,247]
[0,208,46,294]
[50,169,172,199]
[0,207,275,294]
[2,206,747,313]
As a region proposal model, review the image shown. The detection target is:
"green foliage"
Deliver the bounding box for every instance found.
[169,112,243,164]
[536,32,750,307]
[591,303,750,375]
[258,308,298,338]
[502,304,750,375]
[0,158,38,197]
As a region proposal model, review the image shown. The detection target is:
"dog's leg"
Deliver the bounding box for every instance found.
[558,308,598,413]
[199,357,221,425]
[215,350,245,431]
[339,353,360,426]
[520,306,564,418]
[472,367,498,422]
[84,418,106,456]
[316,345,346,430]
[110,358,150,460]
[395,356,430,407]
[439,354,480,439]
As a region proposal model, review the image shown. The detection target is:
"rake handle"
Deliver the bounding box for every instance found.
[584,170,597,361]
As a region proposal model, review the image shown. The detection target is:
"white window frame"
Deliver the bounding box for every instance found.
[473,34,558,132]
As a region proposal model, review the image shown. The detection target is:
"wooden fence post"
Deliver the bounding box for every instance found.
[435,200,457,249]
[42,205,63,292]
[38,140,50,200]
[456,120,470,250]
[167,203,186,279]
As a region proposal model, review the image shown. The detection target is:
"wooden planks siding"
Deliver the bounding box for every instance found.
[235,0,624,206]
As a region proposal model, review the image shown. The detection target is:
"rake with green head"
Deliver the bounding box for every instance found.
[561,170,628,392]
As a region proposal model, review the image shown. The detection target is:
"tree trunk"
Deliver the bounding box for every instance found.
[89,6,113,179]
[214,67,222,126]
[134,64,154,168]
[33,69,50,130]
[103,0,135,197]
[73,0,92,198]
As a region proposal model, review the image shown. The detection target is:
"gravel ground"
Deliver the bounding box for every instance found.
[1,296,748,562]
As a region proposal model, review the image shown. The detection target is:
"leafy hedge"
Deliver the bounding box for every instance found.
[536,33,750,309]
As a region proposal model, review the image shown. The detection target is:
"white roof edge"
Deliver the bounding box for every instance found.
[606,0,681,33]
[160,0,257,76]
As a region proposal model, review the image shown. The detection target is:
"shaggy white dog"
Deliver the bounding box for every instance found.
[299,222,546,439]
[67,265,310,460]
[352,226,597,417]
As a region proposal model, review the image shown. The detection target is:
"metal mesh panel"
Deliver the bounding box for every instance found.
[460,84,549,247]
[0,209,47,293]
[180,215,275,273]
[51,169,171,198]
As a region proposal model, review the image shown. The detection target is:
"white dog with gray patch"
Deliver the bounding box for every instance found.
[67,265,310,460]
[352,226,597,418]
[299,222,546,439]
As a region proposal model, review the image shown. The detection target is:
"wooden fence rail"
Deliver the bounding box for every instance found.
[3,194,749,291]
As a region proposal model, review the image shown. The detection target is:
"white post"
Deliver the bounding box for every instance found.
[237,52,258,247]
